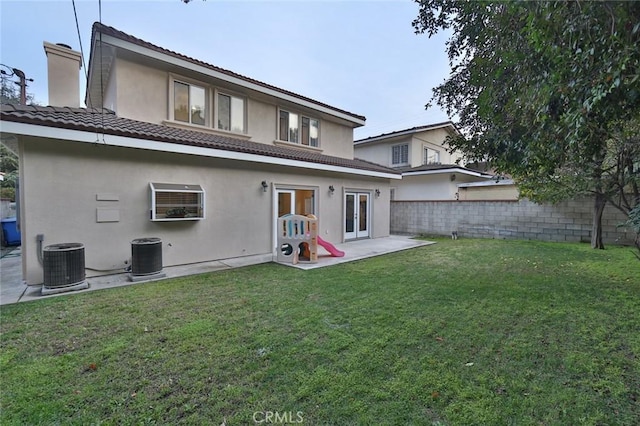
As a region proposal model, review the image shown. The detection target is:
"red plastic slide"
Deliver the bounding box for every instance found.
[317,236,345,257]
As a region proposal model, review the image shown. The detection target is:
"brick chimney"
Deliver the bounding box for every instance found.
[43,41,82,107]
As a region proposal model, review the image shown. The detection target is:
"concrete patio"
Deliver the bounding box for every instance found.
[0,235,433,305]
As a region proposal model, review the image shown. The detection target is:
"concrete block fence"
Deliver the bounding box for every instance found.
[390,198,636,245]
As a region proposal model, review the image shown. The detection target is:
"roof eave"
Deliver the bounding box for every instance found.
[0,120,398,179]
[457,179,515,188]
[354,121,459,145]
[89,25,366,127]
[402,167,493,178]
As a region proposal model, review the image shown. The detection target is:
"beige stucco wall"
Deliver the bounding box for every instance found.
[354,128,464,169]
[112,58,168,122]
[320,120,354,159]
[247,98,276,145]
[394,174,457,200]
[458,184,519,201]
[412,128,463,165]
[18,136,390,285]
[44,42,81,108]
[106,58,356,160]
[393,174,491,201]
[353,141,388,167]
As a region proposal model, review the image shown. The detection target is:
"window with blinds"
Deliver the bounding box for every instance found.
[392,144,409,166]
[149,183,205,221]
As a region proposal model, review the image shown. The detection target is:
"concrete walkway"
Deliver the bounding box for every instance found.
[1,246,24,305]
[0,235,433,306]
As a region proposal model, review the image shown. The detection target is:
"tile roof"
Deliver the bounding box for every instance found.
[354,121,459,144]
[0,103,398,176]
[91,23,366,124]
[397,163,493,176]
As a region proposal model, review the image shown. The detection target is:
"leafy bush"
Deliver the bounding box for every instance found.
[0,187,15,201]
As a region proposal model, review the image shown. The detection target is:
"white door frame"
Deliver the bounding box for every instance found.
[277,189,295,216]
[344,191,370,240]
[272,186,317,253]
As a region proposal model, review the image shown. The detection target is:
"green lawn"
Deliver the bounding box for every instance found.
[1,238,639,425]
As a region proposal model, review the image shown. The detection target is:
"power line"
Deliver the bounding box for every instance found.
[71,0,89,103]
[0,64,34,105]
[71,0,106,142]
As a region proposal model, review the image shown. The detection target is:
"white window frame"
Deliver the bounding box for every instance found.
[215,89,246,134]
[278,109,320,147]
[150,183,205,221]
[169,76,209,127]
[301,116,320,147]
[424,147,440,165]
[391,143,409,166]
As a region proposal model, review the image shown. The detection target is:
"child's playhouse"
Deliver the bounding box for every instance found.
[277,214,344,264]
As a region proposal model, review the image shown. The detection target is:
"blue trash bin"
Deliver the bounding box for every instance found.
[1,217,21,246]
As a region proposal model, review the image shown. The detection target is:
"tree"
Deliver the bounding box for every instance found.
[413,0,640,248]
[0,69,35,201]
[0,145,17,201]
[623,203,640,261]
[1,71,36,105]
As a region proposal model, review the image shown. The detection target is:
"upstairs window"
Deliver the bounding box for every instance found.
[279,110,320,147]
[425,147,440,164]
[392,144,409,165]
[280,110,299,142]
[174,81,206,126]
[217,92,245,133]
[301,117,319,147]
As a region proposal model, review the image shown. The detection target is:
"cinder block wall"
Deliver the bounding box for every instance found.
[391,198,636,245]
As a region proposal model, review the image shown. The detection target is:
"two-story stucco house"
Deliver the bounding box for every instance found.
[354,122,495,201]
[0,23,400,286]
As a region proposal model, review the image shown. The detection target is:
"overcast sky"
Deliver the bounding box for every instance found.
[0,0,451,139]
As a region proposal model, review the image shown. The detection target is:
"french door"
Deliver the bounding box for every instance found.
[344,192,370,240]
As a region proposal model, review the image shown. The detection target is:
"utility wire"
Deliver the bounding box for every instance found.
[71,0,89,97]
[72,0,105,142]
[98,0,105,142]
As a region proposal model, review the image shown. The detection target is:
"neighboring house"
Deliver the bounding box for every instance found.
[457,179,519,201]
[0,23,400,285]
[1,198,15,219]
[354,122,494,200]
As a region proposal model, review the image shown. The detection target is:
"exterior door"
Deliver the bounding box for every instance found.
[344,192,370,240]
[277,190,295,218]
[277,189,315,217]
[274,188,316,250]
